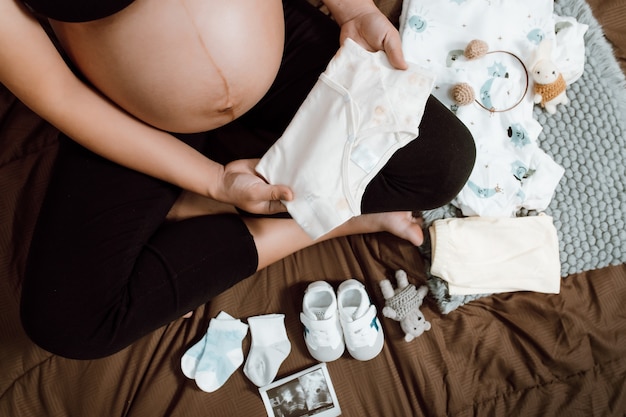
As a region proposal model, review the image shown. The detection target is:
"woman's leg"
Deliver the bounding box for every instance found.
[246,211,425,271]
[21,134,259,359]
[21,135,423,361]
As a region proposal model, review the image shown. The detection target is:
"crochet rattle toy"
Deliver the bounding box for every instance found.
[379,270,431,342]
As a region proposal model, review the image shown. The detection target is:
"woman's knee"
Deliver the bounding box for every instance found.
[20,265,128,360]
[361,98,476,212]
[416,97,476,206]
[21,300,106,359]
[423,133,475,208]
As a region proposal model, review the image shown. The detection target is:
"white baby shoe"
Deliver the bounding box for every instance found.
[300,281,345,362]
[337,279,384,361]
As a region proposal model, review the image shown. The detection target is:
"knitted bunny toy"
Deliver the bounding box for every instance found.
[380,270,431,342]
[532,39,569,114]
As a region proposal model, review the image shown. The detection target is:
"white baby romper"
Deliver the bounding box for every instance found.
[256,38,435,239]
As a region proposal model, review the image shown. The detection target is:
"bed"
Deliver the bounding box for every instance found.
[1,0,625,416]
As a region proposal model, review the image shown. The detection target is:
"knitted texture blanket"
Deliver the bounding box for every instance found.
[421,0,626,313]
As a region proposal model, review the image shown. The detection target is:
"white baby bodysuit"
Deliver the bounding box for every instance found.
[256,38,435,239]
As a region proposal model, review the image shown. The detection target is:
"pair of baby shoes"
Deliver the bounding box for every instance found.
[300,279,384,362]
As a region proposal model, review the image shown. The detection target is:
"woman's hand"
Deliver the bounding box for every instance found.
[324,0,407,70]
[216,159,293,215]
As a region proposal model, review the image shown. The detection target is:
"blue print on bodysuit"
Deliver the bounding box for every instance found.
[407,15,428,33]
[527,28,545,45]
[511,160,529,181]
[446,49,465,67]
[479,62,509,109]
[507,123,531,148]
[468,180,499,198]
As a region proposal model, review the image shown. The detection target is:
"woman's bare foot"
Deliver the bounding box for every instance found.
[346,211,424,246]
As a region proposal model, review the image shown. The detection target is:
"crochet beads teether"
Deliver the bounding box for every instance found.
[451,82,475,105]
[449,39,529,113]
[464,39,489,60]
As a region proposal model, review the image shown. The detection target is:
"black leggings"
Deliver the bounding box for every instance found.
[21,0,475,360]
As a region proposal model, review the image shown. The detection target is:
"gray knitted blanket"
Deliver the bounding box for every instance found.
[422,0,626,313]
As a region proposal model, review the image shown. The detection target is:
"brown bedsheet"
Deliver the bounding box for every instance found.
[1,1,625,416]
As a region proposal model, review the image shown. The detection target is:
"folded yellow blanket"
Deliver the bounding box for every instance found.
[429,214,561,295]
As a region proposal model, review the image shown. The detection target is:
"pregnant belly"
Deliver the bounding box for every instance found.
[51,0,285,133]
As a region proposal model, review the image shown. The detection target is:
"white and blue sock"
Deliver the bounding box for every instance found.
[181,312,248,392]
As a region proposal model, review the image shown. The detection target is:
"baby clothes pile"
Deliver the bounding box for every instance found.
[399,0,587,217]
[399,0,588,295]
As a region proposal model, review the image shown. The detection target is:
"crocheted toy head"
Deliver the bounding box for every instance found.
[531,39,569,114]
[379,269,431,342]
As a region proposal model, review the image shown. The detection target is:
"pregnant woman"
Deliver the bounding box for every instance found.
[0,0,475,359]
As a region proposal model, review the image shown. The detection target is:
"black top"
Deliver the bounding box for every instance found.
[23,0,135,22]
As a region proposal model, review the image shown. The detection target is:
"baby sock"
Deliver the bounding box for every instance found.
[180,311,248,392]
[181,311,233,380]
[243,314,292,387]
